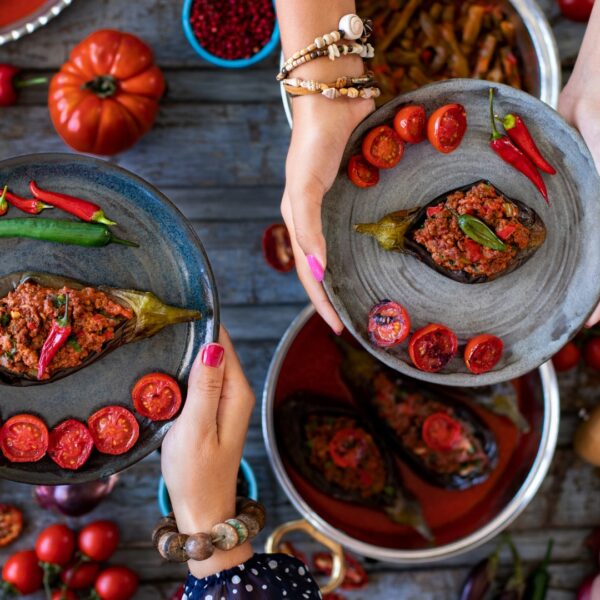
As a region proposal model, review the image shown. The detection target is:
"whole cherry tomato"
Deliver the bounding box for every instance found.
[0,64,20,107]
[584,337,600,370]
[35,524,76,567]
[552,341,581,372]
[60,561,101,589]
[78,520,120,562]
[95,566,139,600]
[393,105,427,144]
[52,590,77,600]
[48,30,165,155]
[427,104,467,153]
[362,125,405,169]
[2,549,44,594]
[558,0,594,21]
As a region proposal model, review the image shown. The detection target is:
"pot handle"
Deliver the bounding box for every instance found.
[265,519,346,594]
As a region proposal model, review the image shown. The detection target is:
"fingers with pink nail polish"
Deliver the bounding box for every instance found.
[201,343,225,368]
[306,254,325,282]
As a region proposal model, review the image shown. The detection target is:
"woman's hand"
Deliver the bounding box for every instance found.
[282,94,374,334]
[161,327,256,578]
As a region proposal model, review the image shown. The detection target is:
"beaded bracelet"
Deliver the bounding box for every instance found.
[153,497,266,563]
[283,72,376,92]
[284,83,381,100]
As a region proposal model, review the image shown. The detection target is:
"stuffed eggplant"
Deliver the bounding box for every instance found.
[277,393,432,540]
[337,340,498,490]
[354,180,546,284]
[0,272,201,386]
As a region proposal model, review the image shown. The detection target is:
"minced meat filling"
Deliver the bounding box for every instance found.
[372,373,489,477]
[413,182,531,277]
[0,282,133,379]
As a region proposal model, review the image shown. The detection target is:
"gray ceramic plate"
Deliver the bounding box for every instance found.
[0,153,218,484]
[323,79,600,387]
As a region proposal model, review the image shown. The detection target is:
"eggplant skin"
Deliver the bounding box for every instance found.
[277,393,432,540]
[0,271,201,387]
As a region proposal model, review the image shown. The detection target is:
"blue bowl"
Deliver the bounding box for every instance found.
[158,458,258,516]
[182,0,280,69]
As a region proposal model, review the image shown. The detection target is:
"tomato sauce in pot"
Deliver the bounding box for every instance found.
[0,0,49,27]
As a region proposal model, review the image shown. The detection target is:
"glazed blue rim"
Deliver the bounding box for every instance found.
[157,458,258,516]
[182,0,280,69]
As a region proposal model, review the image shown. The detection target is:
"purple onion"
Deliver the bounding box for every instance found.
[577,574,600,600]
[34,475,119,517]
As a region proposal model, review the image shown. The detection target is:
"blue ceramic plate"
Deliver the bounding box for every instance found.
[0,153,218,484]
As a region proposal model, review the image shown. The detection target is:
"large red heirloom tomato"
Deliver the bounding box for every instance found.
[48,30,165,156]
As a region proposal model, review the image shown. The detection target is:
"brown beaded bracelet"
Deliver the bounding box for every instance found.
[152,497,266,563]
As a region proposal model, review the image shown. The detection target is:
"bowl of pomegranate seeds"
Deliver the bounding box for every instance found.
[182,0,279,68]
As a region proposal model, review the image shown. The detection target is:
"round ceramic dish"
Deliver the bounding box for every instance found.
[157,458,259,516]
[262,306,560,563]
[182,0,280,68]
[322,79,600,387]
[0,153,218,485]
[0,0,74,46]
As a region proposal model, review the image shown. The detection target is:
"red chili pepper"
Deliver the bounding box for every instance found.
[488,89,549,204]
[37,295,72,380]
[426,204,444,218]
[0,64,47,107]
[29,181,116,226]
[4,189,52,215]
[464,238,483,262]
[0,186,7,217]
[496,224,516,240]
[500,113,556,175]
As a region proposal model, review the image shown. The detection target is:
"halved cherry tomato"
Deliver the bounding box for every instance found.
[496,224,516,241]
[35,524,76,567]
[262,223,295,273]
[328,427,370,468]
[552,341,581,372]
[87,406,139,456]
[132,373,182,421]
[0,505,23,547]
[61,561,101,589]
[347,154,380,188]
[422,412,462,451]
[0,414,48,463]
[313,551,368,590]
[408,324,458,372]
[393,105,427,144]
[426,204,444,218]
[95,566,139,600]
[362,125,405,169]
[558,0,594,21]
[464,334,504,374]
[427,103,467,153]
[2,549,44,594]
[368,300,411,348]
[48,419,94,470]
[78,520,120,562]
[584,337,600,370]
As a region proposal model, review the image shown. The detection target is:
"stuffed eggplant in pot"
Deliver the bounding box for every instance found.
[354,180,546,284]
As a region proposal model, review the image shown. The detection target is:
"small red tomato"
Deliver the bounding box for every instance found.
[393,105,427,144]
[262,223,295,273]
[95,566,139,600]
[362,125,405,169]
[52,590,77,600]
[552,341,581,372]
[558,0,594,21]
[368,300,411,348]
[584,337,600,370]
[427,103,467,153]
[2,549,44,594]
[347,154,380,188]
[35,523,76,567]
[0,64,20,107]
[78,520,120,562]
[408,323,458,372]
[132,373,182,421]
[464,334,504,374]
[422,412,463,451]
[0,504,23,547]
[60,561,101,589]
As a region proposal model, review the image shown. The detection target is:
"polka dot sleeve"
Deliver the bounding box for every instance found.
[183,552,322,599]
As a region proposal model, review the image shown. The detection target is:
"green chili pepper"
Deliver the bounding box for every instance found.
[0,314,9,327]
[449,209,507,251]
[525,539,554,600]
[0,218,137,248]
[67,337,82,352]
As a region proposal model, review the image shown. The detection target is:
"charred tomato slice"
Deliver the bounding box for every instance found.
[347,154,380,188]
[0,414,49,462]
[368,300,411,348]
[464,334,504,374]
[328,427,370,468]
[132,373,182,421]
[408,324,458,372]
[88,406,139,456]
[48,419,94,470]
[427,103,467,153]
[393,105,427,144]
[422,412,463,452]
[262,224,295,273]
[362,125,405,169]
[0,505,23,547]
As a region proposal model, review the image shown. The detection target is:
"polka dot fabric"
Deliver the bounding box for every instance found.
[183,553,322,599]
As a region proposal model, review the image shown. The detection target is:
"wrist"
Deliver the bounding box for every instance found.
[188,541,253,580]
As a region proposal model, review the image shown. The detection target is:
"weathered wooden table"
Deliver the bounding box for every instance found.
[0,1,597,597]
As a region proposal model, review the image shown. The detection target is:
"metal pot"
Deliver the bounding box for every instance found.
[262,305,559,569]
[280,0,560,127]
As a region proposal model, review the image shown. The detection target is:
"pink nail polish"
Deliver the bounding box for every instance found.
[201,343,224,368]
[306,255,325,282]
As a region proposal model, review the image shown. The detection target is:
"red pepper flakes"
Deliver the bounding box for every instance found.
[189,0,276,60]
